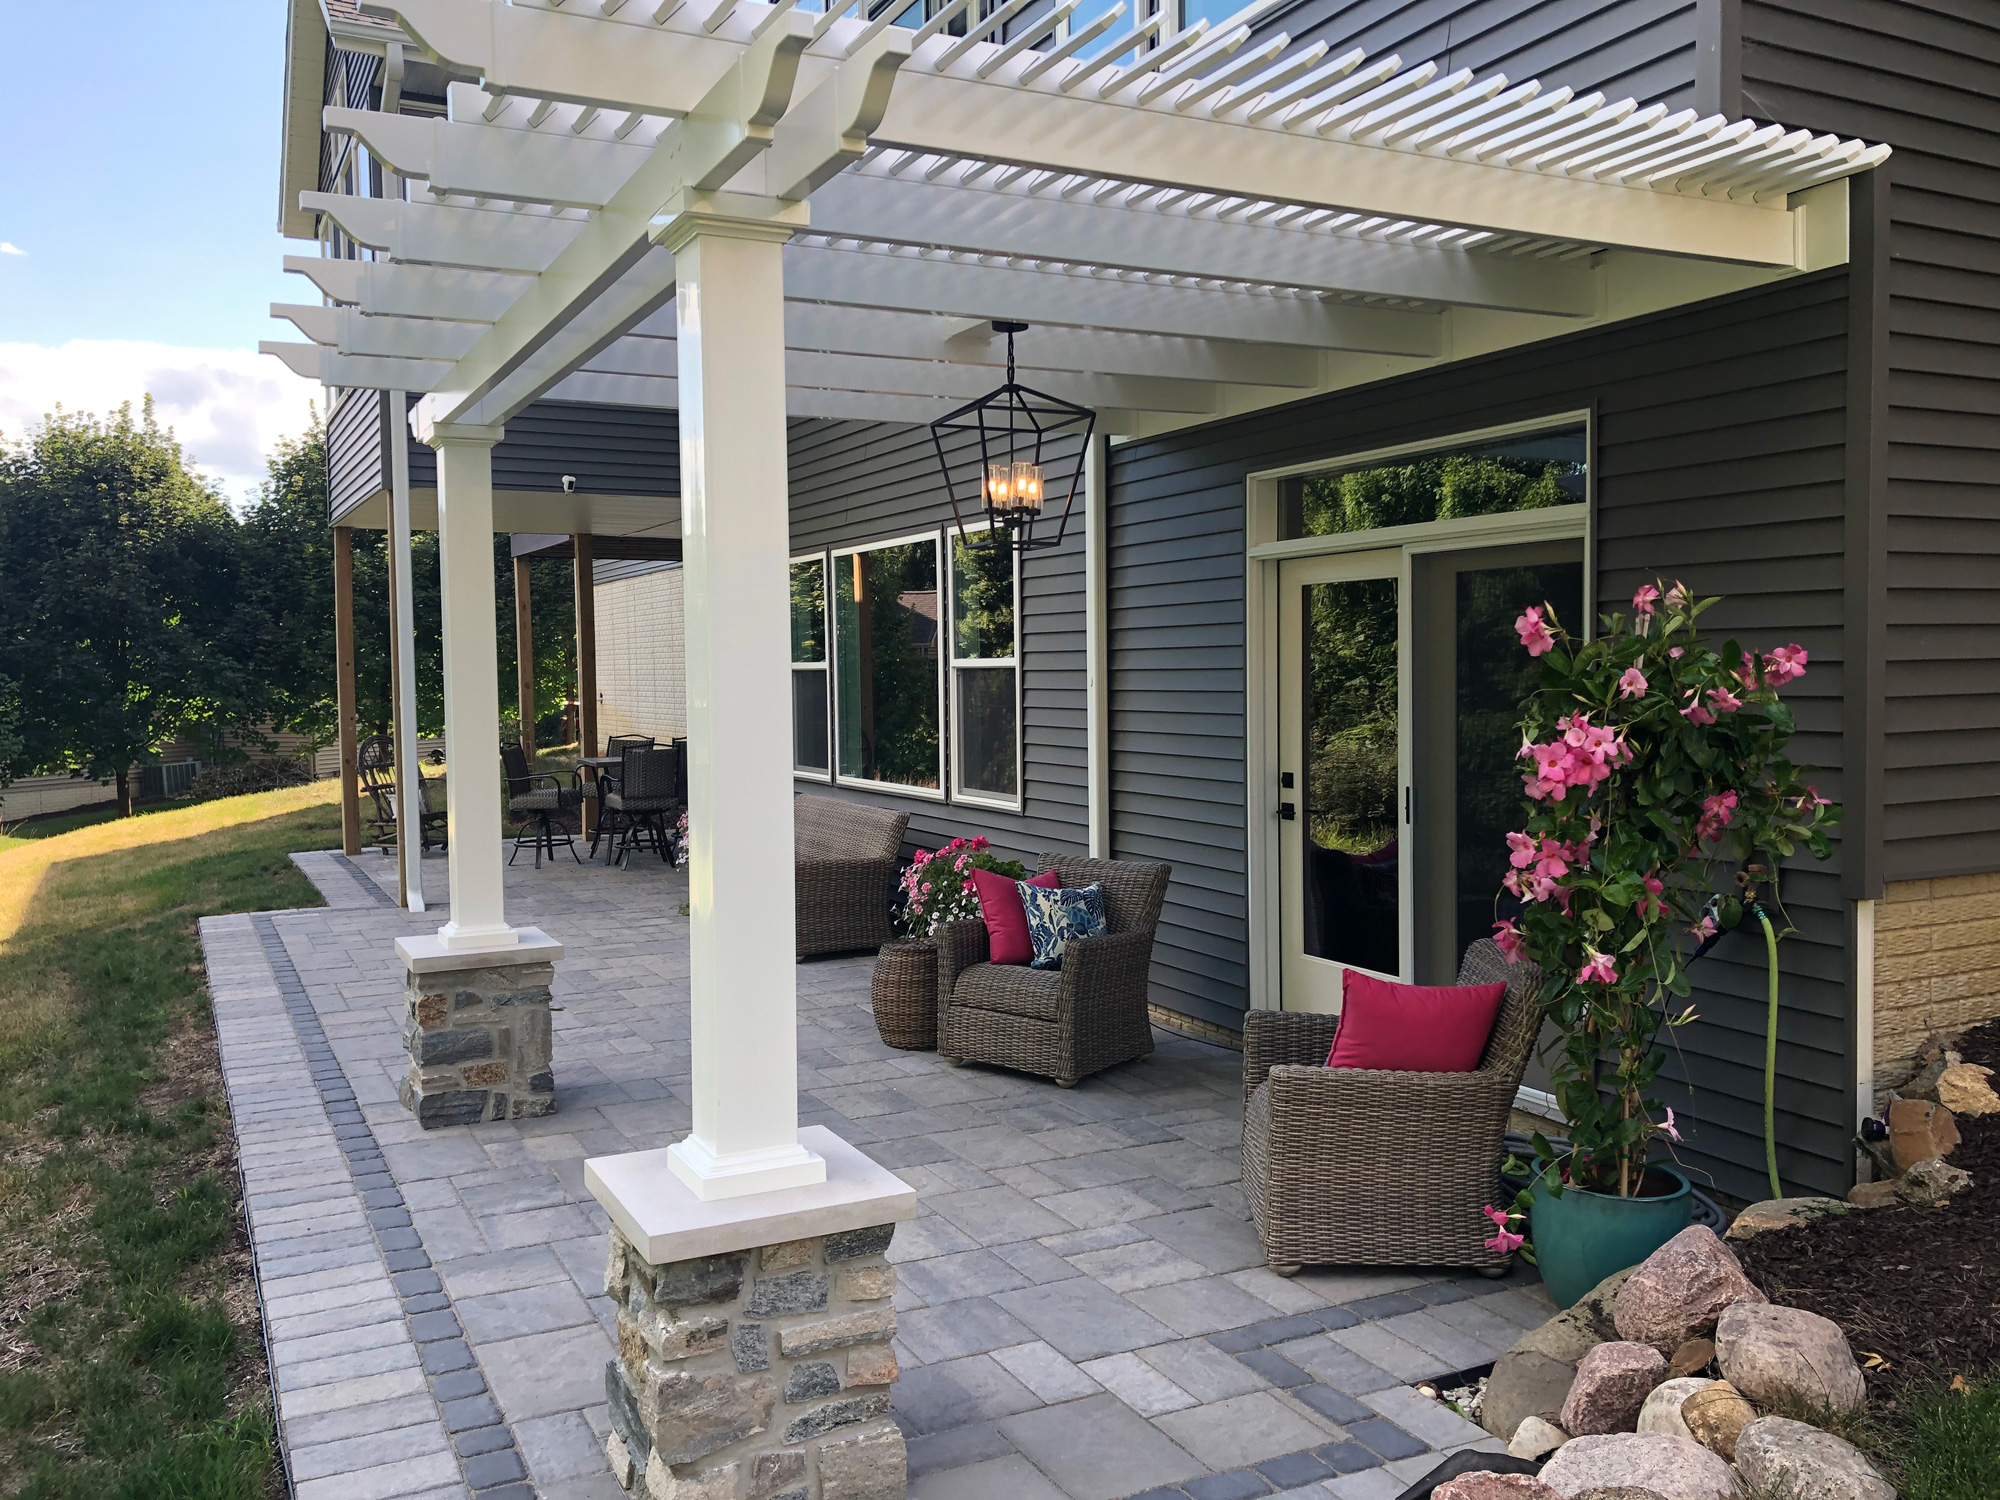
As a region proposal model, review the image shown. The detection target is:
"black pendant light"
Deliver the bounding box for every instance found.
[929,321,1096,557]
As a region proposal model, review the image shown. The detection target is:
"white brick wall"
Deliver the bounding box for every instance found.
[595,564,687,744]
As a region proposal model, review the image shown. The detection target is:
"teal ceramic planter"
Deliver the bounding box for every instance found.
[1529,1166,1692,1308]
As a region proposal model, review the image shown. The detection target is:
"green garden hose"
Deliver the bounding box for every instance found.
[1757,904,1782,1200]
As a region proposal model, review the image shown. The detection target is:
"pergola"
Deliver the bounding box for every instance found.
[269,0,1886,1213]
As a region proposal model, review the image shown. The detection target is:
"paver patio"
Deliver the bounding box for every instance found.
[201,847,1544,1500]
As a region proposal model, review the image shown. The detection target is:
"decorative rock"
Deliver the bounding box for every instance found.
[1435,1474,1563,1500]
[783,1392,889,1445]
[642,1367,778,1466]
[1636,1378,1710,1441]
[1508,1415,1571,1461]
[1735,1416,1897,1500]
[745,1268,830,1317]
[1904,1049,1961,1101]
[1483,1268,1635,1439]
[1538,1433,1742,1500]
[1574,1490,1671,1500]
[1614,1228,1768,1354]
[1679,1380,1756,1462]
[1886,1098,1960,1172]
[762,1239,815,1271]
[1667,1339,1716,1380]
[1560,1342,1668,1436]
[1936,1062,2000,1116]
[816,1421,905,1500]
[824,1224,897,1261]
[784,1361,841,1403]
[751,1450,807,1494]
[731,1322,771,1374]
[1715,1303,1866,1414]
[606,1429,637,1488]
[1845,1181,1900,1209]
[645,1313,730,1362]
[837,1265,895,1303]
[777,1309,896,1358]
[1897,1155,1972,1205]
[846,1343,898,1388]
[1724,1198,1849,1242]
[654,1255,746,1310]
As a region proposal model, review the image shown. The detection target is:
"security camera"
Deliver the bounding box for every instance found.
[561,474,578,494]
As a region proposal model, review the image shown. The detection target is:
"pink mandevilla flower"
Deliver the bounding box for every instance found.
[1763,644,1809,684]
[1491,919,1525,964]
[1506,832,1537,869]
[1618,666,1648,699]
[1691,915,1718,941]
[1706,685,1743,714]
[1642,874,1667,919]
[1680,691,1716,727]
[1579,948,1618,985]
[1515,605,1556,657]
[1660,1107,1682,1143]
[1696,789,1739,844]
[1632,583,1660,617]
[1665,581,1692,610]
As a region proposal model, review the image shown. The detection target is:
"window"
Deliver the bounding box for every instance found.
[791,556,830,779]
[1279,424,1587,542]
[833,536,945,796]
[950,531,1021,806]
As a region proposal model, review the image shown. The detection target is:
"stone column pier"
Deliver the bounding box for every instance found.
[396,931,564,1128]
[589,1127,917,1498]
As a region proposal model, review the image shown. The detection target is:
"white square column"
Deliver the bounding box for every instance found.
[659,197,825,1201]
[418,419,519,951]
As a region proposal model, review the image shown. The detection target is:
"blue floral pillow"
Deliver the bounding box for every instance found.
[1016,881,1107,970]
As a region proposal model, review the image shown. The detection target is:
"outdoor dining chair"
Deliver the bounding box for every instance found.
[599,743,681,867]
[501,742,583,867]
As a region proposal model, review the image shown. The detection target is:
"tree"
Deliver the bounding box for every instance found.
[0,404,244,813]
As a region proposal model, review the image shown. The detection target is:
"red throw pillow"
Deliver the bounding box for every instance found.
[970,867,1060,965]
[1326,970,1507,1073]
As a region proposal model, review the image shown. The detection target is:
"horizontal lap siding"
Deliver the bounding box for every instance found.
[1109,272,1855,1198]
[786,418,1089,865]
[327,388,387,522]
[1254,0,1698,109]
[1743,0,2000,882]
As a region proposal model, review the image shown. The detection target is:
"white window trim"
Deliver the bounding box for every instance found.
[790,551,833,784]
[830,529,949,803]
[948,523,1025,812]
[1241,410,1596,1014]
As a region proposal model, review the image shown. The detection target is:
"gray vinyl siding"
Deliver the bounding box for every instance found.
[326,398,681,522]
[786,418,1091,866]
[1739,0,2000,883]
[1251,0,1699,110]
[1107,271,1856,1200]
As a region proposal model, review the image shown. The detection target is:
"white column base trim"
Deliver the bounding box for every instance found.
[589,1125,915,1263]
[436,920,521,951]
[667,1133,827,1202]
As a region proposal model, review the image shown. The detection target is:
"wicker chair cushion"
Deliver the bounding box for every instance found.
[605,792,674,813]
[1020,882,1107,970]
[952,962,1063,1023]
[970,867,1059,964]
[1327,970,1508,1073]
[509,790,565,813]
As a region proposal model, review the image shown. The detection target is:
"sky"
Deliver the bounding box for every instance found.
[0,4,320,499]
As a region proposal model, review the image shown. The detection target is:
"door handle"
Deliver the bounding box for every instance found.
[1276,803,1296,821]
[1404,786,1413,824]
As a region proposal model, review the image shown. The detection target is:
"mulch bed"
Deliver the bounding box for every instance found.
[1735,1019,2000,1391]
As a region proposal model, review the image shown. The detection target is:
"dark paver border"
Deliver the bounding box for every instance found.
[253,913,538,1500]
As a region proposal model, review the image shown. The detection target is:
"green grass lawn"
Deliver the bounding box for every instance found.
[0,783,342,1498]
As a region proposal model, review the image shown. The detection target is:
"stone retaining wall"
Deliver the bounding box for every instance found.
[603,1222,904,1500]
[1873,872,2000,1091]
[398,958,557,1127]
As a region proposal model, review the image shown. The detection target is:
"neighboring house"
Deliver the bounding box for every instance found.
[280,0,1999,1202]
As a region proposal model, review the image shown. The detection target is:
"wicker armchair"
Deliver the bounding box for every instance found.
[795,796,911,957]
[1241,938,1542,1276]
[936,853,1172,1088]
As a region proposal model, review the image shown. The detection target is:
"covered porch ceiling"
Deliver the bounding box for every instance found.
[267,0,1888,440]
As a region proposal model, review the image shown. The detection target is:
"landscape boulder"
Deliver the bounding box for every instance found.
[1613,1227,1767,1353]
[1482,1268,1635,1440]
[1559,1342,1668,1436]
[1508,1415,1570,1462]
[1538,1433,1741,1500]
[1635,1378,1709,1441]
[1435,1474,1564,1500]
[1715,1303,1866,1413]
[1886,1097,1959,1172]
[1722,1198,1848,1243]
[1678,1380,1756,1461]
[1843,1180,1899,1209]
[1734,1416,1897,1500]
[1935,1062,2000,1116]
[1573,1491,1671,1500]
[1896,1155,1972,1205]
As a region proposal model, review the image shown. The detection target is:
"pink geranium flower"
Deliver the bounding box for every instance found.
[1516,605,1556,657]
[1618,666,1648,699]
[1579,948,1618,985]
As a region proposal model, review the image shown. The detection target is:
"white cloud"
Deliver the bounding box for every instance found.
[0,243,24,256]
[0,340,320,502]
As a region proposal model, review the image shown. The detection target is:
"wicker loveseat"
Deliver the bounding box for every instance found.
[1241,938,1542,1275]
[794,796,911,958]
[936,853,1172,1088]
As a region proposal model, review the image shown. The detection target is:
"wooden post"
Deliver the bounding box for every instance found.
[573,533,599,837]
[333,526,362,856]
[388,540,408,907]
[514,555,536,762]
